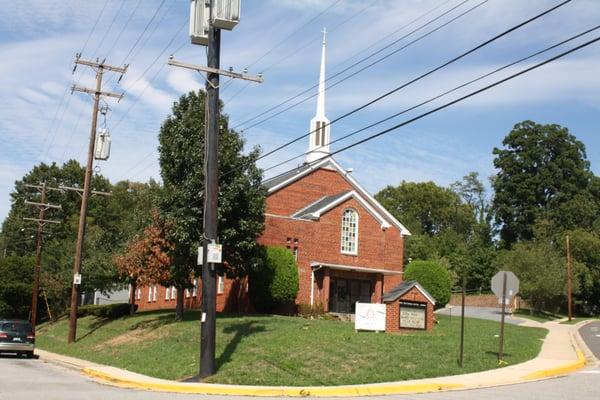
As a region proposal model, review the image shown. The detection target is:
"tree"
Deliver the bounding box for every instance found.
[157,90,266,316]
[492,242,578,312]
[376,181,474,237]
[114,210,174,316]
[492,121,597,247]
[403,260,452,308]
[0,256,35,319]
[249,246,299,312]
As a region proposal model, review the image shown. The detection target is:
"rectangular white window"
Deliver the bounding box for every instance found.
[217,275,225,294]
[165,286,170,300]
[193,279,198,297]
[152,285,157,302]
[148,286,152,302]
[171,286,177,300]
[136,288,141,300]
[185,288,190,298]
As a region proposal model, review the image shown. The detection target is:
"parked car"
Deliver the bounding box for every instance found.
[0,319,35,358]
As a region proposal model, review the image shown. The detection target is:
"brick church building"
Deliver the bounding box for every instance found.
[136,31,411,315]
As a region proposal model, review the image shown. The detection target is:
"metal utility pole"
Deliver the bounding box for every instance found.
[566,235,573,321]
[498,272,507,363]
[67,55,126,344]
[23,182,61,329]
[459,275,466,367]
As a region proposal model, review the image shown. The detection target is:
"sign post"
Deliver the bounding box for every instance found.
[491,271,519,364]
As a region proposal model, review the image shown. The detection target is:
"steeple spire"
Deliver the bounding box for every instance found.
[307,28,331,163]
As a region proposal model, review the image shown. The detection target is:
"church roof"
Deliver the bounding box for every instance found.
[263,163,314,191]
[263,157,412,235]
[382,281,436,305]
[292,191,352,220]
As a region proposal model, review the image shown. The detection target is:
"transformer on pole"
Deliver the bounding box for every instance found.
[189,0,240,45]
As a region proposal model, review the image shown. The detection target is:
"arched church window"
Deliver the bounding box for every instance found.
[341,208,358,254]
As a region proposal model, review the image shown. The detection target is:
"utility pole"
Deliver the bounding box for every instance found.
[459,274,466,367]
[67,55,126,344]
[169,0,260,379]
[566,235,573,321]
[23,182,61,329]
[200,3,221,379]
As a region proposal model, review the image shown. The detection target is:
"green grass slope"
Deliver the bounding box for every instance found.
[37,310,547,386]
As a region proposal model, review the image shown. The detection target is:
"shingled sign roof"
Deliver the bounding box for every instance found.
[382,280,436,305]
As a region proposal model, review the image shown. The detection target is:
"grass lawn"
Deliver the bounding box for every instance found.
[36,310,547,386]
[513,309,564,323]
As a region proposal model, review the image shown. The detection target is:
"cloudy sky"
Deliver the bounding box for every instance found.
[1,0,600,222]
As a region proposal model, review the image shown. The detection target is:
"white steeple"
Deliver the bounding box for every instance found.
[307,28,331,163]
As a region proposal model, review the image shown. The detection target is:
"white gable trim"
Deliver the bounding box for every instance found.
[305,190,391,230]
[266,157,411,235]
[412,282,437,305]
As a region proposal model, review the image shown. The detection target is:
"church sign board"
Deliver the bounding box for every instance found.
[355,302,386,332]
[399,301,427,330]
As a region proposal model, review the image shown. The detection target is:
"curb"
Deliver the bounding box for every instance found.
[521,350,586,380]
[82,368,463,397]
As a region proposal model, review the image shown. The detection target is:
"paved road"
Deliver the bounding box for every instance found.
[435,306,525,325]
[1,353,599,400]
[579,321,600,359]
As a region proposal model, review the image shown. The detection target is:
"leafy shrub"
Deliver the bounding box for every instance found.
[249,246,299,313]
[404,260,452,308]
[298,303,325,318]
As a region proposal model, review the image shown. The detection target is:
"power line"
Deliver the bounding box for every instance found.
[260,24,600,175]
[91,0,128,58]
[263,34,600,187]
[232,0,474,130]
[104,0,143,57]
[245,0,344,70]
[249,0,572,164]
[80,0,110,56]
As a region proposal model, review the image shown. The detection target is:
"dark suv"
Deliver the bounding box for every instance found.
[0,320,35,358]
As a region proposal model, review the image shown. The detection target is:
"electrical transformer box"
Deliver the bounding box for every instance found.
[189,0,241,46]
[94,128,111,160]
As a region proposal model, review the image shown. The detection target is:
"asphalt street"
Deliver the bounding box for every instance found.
[579,321,600,359]
[0,354,598,400]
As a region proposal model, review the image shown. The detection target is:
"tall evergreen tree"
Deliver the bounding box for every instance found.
[158,90,265,319]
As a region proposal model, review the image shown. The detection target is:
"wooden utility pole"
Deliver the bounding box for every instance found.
[23,182,61,329]
[498,272,507,363]
[67,55,126,344]
[459,275,466,367]
[566,235,573,321]
[200,4,221,378]
[168,0,261,378]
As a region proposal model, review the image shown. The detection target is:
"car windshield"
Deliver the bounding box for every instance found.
[0,322,32,333]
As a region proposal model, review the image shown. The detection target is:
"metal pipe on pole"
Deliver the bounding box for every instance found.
[566,235,573,321]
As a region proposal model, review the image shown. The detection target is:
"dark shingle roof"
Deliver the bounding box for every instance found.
[292,191,351,219]
[263,163,314,190]
[382,280,436,304]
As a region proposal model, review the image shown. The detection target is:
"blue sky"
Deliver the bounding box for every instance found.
[1,0,600,223]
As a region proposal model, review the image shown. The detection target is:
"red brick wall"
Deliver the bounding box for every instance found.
[385,287,434,333]
[135,276,251,313]
[260,167,405,308]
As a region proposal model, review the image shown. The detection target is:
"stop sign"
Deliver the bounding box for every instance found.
[491,271,519,300]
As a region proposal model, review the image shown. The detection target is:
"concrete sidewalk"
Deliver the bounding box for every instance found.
[36,318,590,397]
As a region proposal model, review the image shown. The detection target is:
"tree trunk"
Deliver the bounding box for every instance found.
[129,281,137,316]
[175,284,184,321]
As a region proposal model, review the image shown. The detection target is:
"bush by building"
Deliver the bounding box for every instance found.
[249,246,299,313]
[404,260,452,308]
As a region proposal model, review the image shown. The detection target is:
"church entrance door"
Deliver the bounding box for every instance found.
[328,278,371,313]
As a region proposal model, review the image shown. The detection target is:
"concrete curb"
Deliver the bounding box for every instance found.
[521,350,586,380]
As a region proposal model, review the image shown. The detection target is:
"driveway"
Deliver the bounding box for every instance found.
[435,306,525,325]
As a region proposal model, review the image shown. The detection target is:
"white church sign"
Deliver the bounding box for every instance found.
[355,302,386,331]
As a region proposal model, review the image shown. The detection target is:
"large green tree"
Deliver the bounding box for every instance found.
[158,90,266,318]
[492,121,598,247]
